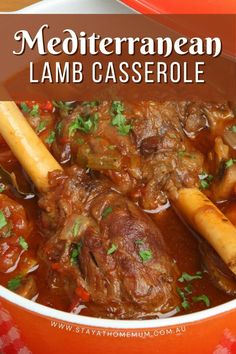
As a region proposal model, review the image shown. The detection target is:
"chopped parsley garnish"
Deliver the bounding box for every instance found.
[178,271,202,283]
[70,242,83,264]
[45,131,56,144]
[77,138,85,145]
[139,249,152,262]
[20,102,39,117]
[135,239,144,245]
[184,284,193,295]
[56,121,63,135]
[30,104,40,117]
[69,113,99,136]
[199,180,209,189]
[178,150,195,159]
[192,294,210,307]
[176,272,210,311]
[53,101,72,112]
[112,101,124,114]
[102,206,113,219]
[178,150,186,158]
[19,236,28,251]
[107,243,118,255]
[7,276,22,291]
[0,185,5,193]
[229,125,236,133]
[36,120,47,134]
[199,172,213,190]
[169,133,177,139]
[108,145,116,150]
[20,102,31,113]
[71,249,79,264]
[111,101,132,136]
[81,101,99,107]
[92,113,99,131]
[0,211,7,229]
[112,115,131,135]
[175,306,181,313]
[176,287,190,310]
[72,220,81,238]
[225,158,236,169]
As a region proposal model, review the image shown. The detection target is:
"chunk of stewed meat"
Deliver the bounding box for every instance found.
[39,166,180,319]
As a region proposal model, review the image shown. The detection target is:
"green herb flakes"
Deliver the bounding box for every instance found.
[229,125,236,133]
[177,272,210,311]
[184,284,193,295]
[69,113,99,136]
[77,138,85,145]
[45,131,56,144]
[56,121,63,135]
[107,243,118,255]
[81,101,99,107]
[175,306,181,313]
[111,101,132,136]
[178,271,202,283]
[102,206,113,219]
[70,242,83,264]
[135,239,144,245]
[192,294,210,307]
[176,287,190,310]
[178,150,195,159]
[178,150,186,158]
[139,249,152,262]
[225,158,236,169]
[30,104,40,117]
[36,120,47,134]
[19,236,28,251]
[0,211,7,229]
[199,172,214,190]
[20,102,39,117]
[20,102,31,113]
[72,220,81,237]
[112,101,125,113]
[8,276,22,291]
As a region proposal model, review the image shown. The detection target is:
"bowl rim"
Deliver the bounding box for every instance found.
[1,0,235,331]
[1,286,235,329]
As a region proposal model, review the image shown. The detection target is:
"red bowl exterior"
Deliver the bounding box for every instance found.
[121,0,236,14]
[1,294,236,354]
[121,1,236,60]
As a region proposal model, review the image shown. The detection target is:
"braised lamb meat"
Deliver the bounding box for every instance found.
[39,166,180,319]
[177,102,234,137]
[130,101,204,208]
[50,101,232,210]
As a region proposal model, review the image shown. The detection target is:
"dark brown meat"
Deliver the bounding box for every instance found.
[177,102,233,137]
[51,101,208,210]
[39,166,180,319]
[130,101,204,208]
